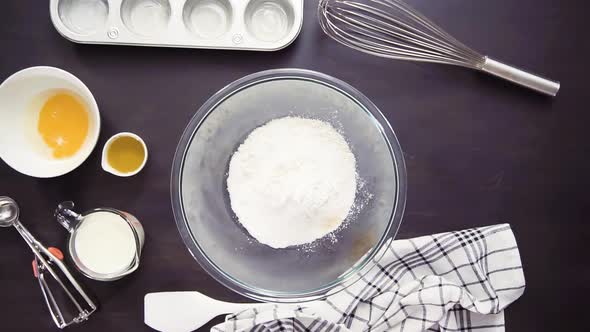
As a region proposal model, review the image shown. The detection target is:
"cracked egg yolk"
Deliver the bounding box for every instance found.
[38,92,89,159]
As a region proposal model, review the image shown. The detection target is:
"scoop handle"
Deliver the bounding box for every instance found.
[480,57,560,97]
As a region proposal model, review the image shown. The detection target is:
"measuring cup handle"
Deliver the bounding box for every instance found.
[55,201,82,233]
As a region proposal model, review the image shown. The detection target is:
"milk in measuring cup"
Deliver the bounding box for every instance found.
[55,201,144,281]
[74,211,136,275]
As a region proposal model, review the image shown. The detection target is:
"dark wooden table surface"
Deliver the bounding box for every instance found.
[1,0,588,330]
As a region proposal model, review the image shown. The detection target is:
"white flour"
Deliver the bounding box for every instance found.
[227,117,357,249]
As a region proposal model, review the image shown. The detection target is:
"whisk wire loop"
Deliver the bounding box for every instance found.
[334,6,465,60]
[319,0,485,68]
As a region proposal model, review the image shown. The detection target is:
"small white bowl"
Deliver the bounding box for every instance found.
[101,132,148,177]
[0,66,101,178]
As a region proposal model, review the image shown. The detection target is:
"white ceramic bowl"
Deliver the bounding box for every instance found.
[0,66,100,178]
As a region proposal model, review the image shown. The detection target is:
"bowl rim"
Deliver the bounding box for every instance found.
[170,68,407,303]
[0,66,101,178]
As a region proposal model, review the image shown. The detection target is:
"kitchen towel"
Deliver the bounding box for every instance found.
[212,224,525,332]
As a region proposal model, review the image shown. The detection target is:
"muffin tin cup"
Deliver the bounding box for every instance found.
[50,0,303,51]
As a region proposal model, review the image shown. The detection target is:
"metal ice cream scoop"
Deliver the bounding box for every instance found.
[0,196,97,328]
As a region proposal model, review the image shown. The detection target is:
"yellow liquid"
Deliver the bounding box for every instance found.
[38,92,89,159]
[107,136,145,173]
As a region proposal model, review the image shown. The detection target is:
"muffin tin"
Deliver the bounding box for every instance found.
[50,0,303,51]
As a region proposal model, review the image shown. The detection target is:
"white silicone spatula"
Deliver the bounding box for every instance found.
[144,292,260,332]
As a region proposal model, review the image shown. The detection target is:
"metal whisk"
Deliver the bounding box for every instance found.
[318,0,560,96]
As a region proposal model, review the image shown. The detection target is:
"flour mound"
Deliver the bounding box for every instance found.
[227,117,357,249]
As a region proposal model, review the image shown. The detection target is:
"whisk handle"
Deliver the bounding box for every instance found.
[481,57,560,97]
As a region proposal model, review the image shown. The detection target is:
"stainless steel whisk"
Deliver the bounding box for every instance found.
[318,0,560,96]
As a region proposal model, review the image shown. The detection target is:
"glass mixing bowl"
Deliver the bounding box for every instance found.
[171,69,406,302]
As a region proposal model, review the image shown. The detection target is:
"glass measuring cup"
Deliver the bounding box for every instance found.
[55,201,145,281]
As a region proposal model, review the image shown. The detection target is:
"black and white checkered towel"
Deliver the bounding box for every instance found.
[212,224,525,332]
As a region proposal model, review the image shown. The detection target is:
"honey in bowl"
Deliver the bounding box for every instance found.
[104,134,147,175]
[37,91,89,159]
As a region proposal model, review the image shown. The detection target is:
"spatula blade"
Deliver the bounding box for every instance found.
[144,292,214,332]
